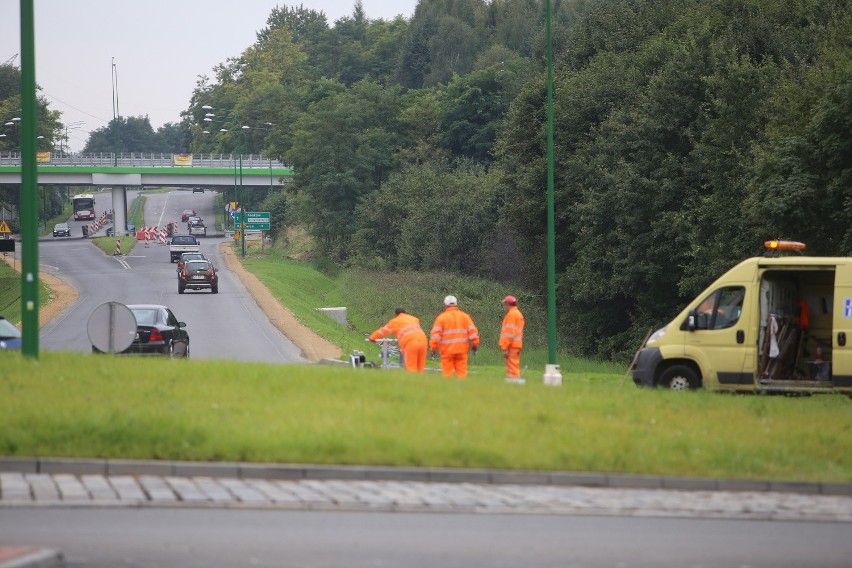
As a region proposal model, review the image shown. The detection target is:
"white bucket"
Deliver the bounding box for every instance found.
[543,364,562,386]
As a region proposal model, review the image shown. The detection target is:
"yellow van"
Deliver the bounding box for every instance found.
[631,242,852,393]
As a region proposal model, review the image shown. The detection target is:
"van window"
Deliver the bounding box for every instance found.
[695,286,745,330]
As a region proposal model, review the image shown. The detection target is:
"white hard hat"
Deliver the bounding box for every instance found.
[443,295,458,306]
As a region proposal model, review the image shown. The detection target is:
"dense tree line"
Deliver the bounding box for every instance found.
[180,0,850,359]
[5,1,847,359]
[83,117,188,154]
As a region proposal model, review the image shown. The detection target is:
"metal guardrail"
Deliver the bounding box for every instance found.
[0,152,288,169]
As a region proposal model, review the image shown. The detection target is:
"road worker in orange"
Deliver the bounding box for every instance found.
[369,308,428,372]
[499,295,525,384]
[429,295,480,378]
[369,308,426,373]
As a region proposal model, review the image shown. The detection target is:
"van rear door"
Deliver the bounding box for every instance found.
[833,263,852,389]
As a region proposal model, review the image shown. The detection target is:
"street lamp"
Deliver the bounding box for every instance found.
[216,124,250,257]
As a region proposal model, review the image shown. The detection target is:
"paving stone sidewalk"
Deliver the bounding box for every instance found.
[2,471,851,522]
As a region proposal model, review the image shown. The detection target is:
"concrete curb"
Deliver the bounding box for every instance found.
[2,457,850,496]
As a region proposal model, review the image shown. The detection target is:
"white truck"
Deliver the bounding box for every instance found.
[169,235,200,263]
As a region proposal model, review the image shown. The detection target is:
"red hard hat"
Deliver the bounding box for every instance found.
[502,295,517,305]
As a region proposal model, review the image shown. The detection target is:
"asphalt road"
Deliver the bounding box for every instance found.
[36,189,305,363]
[3,507,851,568]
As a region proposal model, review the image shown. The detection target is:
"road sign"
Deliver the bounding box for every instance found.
[235,212,270,230]
[0,220,10,233]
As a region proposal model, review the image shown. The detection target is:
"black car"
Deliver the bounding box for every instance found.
[52,223,71,237]
[178,260,218,294]
[192,187,204,193]
[0,316,22,350]
[92,304,189,357]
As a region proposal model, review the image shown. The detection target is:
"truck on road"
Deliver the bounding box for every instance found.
[169,235,200,263]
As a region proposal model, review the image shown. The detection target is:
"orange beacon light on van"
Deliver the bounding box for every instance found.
[764,240,806,251]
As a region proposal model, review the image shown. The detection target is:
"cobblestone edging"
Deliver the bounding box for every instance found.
[2,472,851,522]
[1,458,850,522]
[1,457,850,496]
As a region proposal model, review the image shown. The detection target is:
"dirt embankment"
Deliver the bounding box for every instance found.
[2,254,79,328]
[2,246,342,362]
[218,244,341,361]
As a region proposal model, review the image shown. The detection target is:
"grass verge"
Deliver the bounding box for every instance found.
[240,250,622,374]
[0,352,849,482]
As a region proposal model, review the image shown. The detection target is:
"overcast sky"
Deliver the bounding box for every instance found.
[1,1,419,151]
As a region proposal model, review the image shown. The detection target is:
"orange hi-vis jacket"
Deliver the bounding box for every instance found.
[429,306,480,355]
[499,306,525,351]
[369,313,427,349]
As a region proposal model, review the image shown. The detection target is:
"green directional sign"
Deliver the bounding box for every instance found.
[235,211,271,230]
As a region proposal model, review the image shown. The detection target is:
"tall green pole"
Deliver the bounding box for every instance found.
[545,0,557,364]
[20,0,39,358]
[239,150,245,257]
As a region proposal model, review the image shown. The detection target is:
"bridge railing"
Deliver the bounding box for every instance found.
[0,152,288,169]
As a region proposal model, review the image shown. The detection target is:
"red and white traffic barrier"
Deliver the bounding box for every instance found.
[114,239,121,256]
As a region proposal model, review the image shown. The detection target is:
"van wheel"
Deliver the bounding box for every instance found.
[659,365,699,390]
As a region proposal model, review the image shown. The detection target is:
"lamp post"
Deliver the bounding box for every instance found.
[20,0,39,358]
[202,106,242,237]
[2,117,21,154]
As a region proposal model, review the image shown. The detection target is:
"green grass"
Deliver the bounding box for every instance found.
[240,250,621,374]
[0,352,849,482]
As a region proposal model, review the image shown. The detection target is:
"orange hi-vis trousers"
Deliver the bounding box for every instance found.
[440,352,469,378]
[504,347,522,378]
[403,340,427,372]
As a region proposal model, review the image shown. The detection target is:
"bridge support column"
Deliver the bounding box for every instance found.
[111,186,128,234]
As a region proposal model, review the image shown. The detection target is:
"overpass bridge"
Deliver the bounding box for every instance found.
[0,152,294,238]
[0,152,294,187]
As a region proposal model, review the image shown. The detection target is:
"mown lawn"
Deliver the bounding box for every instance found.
[0,352,849,482]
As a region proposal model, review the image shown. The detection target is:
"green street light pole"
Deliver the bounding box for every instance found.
[239,126,247,258]
[20,0,39,358]
[545,0,557,364]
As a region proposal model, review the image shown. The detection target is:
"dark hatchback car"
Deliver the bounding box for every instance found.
[178,260,218,294]
[52,223,71,237]
[0,316,22,350]
[91,304,189,357]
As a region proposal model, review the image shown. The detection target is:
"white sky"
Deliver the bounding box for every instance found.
[0,1,419,151]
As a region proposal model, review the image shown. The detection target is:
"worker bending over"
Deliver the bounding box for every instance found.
[369,308,428,372]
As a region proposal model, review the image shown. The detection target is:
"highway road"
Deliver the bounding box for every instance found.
[35,189,305,363]
[3,507,850,568]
